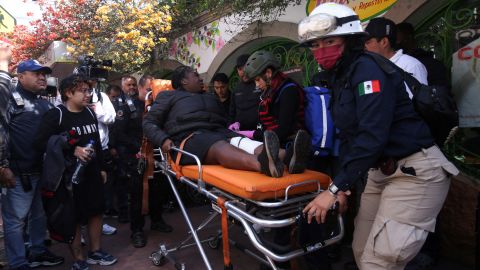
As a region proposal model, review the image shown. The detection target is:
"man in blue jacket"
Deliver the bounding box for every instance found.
[0,44,64,270]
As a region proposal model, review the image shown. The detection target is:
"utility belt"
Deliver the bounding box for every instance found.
[375,143,435,176]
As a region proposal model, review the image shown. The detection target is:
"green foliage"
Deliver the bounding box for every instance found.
[168,0,302,33]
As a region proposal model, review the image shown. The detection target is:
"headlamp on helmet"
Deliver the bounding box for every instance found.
[298,14,360,44]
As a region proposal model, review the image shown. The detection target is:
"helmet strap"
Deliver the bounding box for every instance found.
[336,15,359,27]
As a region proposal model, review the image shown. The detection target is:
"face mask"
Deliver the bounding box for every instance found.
[313,43,344,70]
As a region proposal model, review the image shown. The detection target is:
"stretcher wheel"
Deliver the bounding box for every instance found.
[208,236,220,249]
[151,251,166,266]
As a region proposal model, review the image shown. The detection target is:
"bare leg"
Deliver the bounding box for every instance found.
[205,141,261,172]
[69,225,84,261]
[87,215,102,252]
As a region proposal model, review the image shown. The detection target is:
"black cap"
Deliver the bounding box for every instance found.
[236,54,250,68]
[365,17,397,46]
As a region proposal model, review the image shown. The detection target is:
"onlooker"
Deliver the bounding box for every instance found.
[396,22,450,87]
[364,17,428,95]
[0,55,64,269]
[228,54,261,131]
[211,73,230,115]
[35,74,117,270]
[105,84,122,102]
[88,80,117,235]
[111,75,172,248]
[130,74,173,249]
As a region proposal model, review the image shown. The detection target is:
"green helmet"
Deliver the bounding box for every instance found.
[244,50,280,80]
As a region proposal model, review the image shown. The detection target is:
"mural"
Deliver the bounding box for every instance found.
[169,20,225,68]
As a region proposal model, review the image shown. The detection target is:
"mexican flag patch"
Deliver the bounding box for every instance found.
[358,80,381,96]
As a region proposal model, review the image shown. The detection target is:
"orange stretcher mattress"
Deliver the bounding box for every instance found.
[179,165,331,201]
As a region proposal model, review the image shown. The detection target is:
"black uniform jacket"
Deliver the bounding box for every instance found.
[331,52,434,191]
[143,87,228,147]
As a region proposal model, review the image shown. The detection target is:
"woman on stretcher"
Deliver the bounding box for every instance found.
[142,66,311,178]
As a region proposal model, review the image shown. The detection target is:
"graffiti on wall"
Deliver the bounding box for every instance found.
[168,21,225,68]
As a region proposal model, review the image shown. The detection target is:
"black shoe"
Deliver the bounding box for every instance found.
[151,220,173,233]
[131,231,147,248]
[28,249,64,268]
[284,130,311,174]
[257,131,284,178]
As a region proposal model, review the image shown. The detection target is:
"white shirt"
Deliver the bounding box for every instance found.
[91,91,116,150]
[390,49,429,99]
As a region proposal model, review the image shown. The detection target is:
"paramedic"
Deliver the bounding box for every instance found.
[299,3,458,270]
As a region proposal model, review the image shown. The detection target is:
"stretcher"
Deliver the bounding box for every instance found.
[148,146,345,270]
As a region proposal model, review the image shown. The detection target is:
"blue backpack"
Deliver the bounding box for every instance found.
[303,86,338,157]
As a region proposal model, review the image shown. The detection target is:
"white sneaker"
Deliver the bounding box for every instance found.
[102,224,117,235]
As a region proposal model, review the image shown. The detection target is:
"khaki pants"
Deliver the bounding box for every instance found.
[352,145,458,270]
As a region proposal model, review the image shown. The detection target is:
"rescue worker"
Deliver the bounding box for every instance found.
[228,54,261,131]
[110,76,154,248]
[240,50,309,173]
[298,3,459,269]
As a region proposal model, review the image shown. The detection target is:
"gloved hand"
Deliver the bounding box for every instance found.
[236,130,255,139]
[228,122,240,131]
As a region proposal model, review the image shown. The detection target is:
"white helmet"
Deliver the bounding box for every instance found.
[298,2,366,44]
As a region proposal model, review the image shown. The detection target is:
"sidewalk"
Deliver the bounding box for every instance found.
[0,204,474,269]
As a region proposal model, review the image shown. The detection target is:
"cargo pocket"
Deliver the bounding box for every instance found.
[372,219,428,264]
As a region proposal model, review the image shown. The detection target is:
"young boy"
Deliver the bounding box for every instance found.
[35,74,117,270]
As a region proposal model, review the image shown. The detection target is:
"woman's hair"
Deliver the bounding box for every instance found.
[339,35,366,68]
[171,66,193,89]
[59,74,91,102]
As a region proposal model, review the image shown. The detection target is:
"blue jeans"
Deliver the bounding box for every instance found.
[2,175,47,268]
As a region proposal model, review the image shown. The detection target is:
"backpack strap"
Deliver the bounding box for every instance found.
[274,82,298,104]
[55,105,64,126]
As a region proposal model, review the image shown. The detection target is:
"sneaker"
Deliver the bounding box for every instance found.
[284,130,311,174]
[257,131,284,178]
[102,224,117,235]
[131,231,147,248]
[28,249,64,268]
[151,220,173,233]
[71,260,89,270]
[86,249,117,266]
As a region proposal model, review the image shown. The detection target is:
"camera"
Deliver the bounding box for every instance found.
[76,55,112,81]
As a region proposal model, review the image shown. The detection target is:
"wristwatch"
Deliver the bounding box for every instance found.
[328,182,339,197]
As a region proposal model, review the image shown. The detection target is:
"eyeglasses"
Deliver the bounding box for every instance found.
[76,88,93,95]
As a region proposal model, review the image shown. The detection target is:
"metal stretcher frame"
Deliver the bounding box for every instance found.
[150,147,344,270]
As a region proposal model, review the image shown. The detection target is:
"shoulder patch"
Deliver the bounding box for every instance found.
[116,109,124,117]
[358,80,381,96]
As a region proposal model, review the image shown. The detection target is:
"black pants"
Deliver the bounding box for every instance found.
[130,172,170,233]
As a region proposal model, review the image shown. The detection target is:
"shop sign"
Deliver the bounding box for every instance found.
[0,4,16,33]
[452,36,480,127]
[306,0,398,21]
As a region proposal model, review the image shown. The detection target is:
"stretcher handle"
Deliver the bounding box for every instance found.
[169,146,206,190]
[284,180,321,201]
